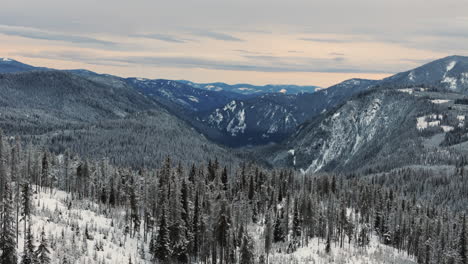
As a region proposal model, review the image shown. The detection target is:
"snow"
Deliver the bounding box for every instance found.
[441,125,454,132]
[288,149,296,166]
[224,100,237,112]
[441,61,458,89]
[416,114,453,131]
[458,115,466,127]
[398,88,413,94]
[187,95,199,103]
[248,221,416,264]
[1,57,12,62]
[446,61,457,72]
[408,71,415,81]
[442,76,458,90]
[226,108,247,136]
[430,99,450,104]
[18,188,150,264]
[279,89,287,94]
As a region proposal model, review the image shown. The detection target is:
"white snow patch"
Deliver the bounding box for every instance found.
[279,89,287,94]
[398,88,413,94]
[430,99,450,104]
[447,61,457,72]
[441,125,454,132]
[187,95,199,103]
[442,76,458,90]
[408,71,415,81]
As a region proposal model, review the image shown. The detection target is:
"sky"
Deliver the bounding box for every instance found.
[0,0,467,87]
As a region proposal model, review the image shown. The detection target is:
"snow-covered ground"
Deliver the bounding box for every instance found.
[247,223,415,264]
[19,188,150,264]
[21,188,416,264]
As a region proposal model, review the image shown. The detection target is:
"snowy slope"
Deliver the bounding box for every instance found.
[19,188,150,264]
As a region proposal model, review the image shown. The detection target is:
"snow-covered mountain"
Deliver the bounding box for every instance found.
[200,79,377,146]
[382,55,468,93]
[0,58,48,73]
[178,80,318,95]
[266,86,468,172]
[126,78,246,112]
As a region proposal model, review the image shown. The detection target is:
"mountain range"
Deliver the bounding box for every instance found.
[1,55,468,173]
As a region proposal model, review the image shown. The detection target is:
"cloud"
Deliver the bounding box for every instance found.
[0,24,117,46]
[189,29,243,41]
[131,33,188,43]
[299,38,355,43]
[17,50,389,74]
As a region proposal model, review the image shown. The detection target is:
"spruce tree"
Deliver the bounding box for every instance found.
[273,210,285,243]
[0,183,18,264]
[240,233,255,264]
[35,227,51,264]
[264,212,273,262]
[154,207,171,262]
[21,221,35,264]
[460,215,467,264]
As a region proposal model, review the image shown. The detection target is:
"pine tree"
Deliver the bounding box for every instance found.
[221,167,228,191]
[0,183,18,264]
[240,233,255,264]
[273,210,285,243]
[35,227,51,264]
[154,207,171,262]
[21,221,35,264]
[292,201,302,239]
[216,201,231,264]
[264,212,273,263]
[460,215,467,264]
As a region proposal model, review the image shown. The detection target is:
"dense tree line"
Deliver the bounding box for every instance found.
[0,129,468,263]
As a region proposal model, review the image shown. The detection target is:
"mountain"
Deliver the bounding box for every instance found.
[381,55,468,93]
[200,78,377,146]
[179,80,318,95]
[0,70,241,168]
[265,86,468,172]
[0,57,47,73]
[126,78,246,112]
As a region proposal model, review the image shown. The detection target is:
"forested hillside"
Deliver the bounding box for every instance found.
[0,131,467,263]
[0,70,242,168]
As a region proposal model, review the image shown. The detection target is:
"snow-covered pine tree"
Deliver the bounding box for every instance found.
[0,183,18,264]
[35,227,51,264]
[21,221,35,264]
[154,207,171,262]
[460,215,467,264]
[240,232,255,264]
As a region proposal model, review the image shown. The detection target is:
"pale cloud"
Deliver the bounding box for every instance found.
[0,0,467,86]
[0,24,117,47]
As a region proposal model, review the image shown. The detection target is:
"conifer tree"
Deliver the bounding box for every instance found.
[21,221,35,264]
[35,227,51,264]
[0,183,18,264]
[154,207,171,262]
[273,210,285,243]
[240,233,255,264]
[292,201,302,239]
[264,212,273,263]
[460,215,467,264]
